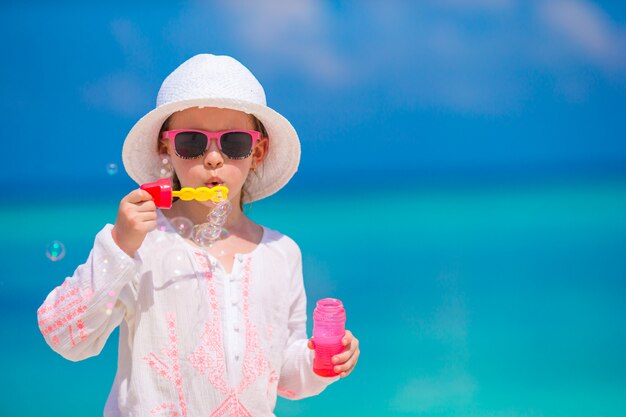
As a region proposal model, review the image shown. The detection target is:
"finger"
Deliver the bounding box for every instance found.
[134,199,157,212]
[334,349,360,377]
[333,337,359,364]
[134,211,157,223]
[342,330,354,346]
[333,347,355,365]
[126,189,154,204]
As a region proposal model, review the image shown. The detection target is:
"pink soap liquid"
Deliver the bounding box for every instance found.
[313,298,346,377]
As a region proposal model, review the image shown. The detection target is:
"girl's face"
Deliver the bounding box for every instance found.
[159,106,268,208]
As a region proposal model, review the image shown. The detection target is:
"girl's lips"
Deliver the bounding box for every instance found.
[206,178,224,187]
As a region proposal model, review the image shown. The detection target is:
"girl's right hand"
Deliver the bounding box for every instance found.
[111,189,157,257]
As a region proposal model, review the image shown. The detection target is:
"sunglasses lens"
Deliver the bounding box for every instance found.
[174,132,207,158]
[220,132,254,159]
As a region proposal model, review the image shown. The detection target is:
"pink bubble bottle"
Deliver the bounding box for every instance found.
[313,298,346,377]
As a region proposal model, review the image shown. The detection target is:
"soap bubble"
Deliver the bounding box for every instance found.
[201,225,222,241]
[106,163,118,175]
[193,201,231,246]
[46,241,66,261]
[160,157,174,178]
[170,216,194,239]
[192,229,212,247]
[208,201,231,223]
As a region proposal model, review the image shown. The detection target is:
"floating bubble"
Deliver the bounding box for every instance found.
[155,221,169,244]
[170,216,194,239]
[46,241,66,262]
[106,302,114,309]
[108,290,116,297]
[193,201,231,246]
[105,309,113,316]
[209,212,227,223]
[208,202,230,222]
[193,231,211,247]
[200,225,222,241]
[106,163,118,175]
[159,158,174,178]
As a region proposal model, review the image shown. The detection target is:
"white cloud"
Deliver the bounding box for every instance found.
[110,1,626,116]
[359,1,626,111]
[82,71,151,117]
[81,19,155,117]
[219,0,350,86]
[110,18,155,73]
[168,0,351,88]
[537,0,626,72]
[434,0,517,13]
[353,3,529,113]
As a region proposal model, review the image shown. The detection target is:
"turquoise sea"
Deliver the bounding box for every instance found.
[2,176,625,416]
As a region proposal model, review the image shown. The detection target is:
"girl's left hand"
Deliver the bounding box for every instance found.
[308,330,360,378]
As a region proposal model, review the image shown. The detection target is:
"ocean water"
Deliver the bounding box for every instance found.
[2,177,626,416]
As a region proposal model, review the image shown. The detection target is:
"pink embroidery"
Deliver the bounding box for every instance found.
[37,280,92,347]
[189,253,271,416]
[67,318,88,347]
[150,403,178,417]
[143,312,188,417]
[187,321,229,393]
[76,319,87,341]
[267,369,279,400]
[277,385,296,399]
[208,389,253,417]
[188,254,229,394]
[68,322,75,347]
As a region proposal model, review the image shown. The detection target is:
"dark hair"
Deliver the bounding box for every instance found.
[157,111,268,211]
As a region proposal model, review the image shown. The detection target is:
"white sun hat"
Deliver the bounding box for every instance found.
[122,53,301,203]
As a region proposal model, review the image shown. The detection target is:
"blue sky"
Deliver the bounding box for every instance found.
[2,0,626,193]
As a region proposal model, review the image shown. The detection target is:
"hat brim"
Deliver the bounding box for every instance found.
[122,98,300,203]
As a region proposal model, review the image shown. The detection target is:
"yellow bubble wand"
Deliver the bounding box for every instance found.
[140,178,229,208]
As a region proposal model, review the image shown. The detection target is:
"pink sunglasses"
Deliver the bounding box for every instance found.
[162,129,262,160]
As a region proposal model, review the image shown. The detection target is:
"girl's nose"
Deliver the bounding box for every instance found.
[203,139,224,169]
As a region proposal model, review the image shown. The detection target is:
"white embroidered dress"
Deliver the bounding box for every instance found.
[37,211,338,416]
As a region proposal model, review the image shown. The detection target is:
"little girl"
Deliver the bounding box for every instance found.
[37,54,360,417]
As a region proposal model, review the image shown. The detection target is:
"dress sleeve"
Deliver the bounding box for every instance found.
[277,243,339,400]
[37,224,140,362]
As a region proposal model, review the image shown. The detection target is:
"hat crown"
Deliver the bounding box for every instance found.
[156,54,267,108]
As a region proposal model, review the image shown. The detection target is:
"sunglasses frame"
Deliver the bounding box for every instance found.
[161,129,262,160]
